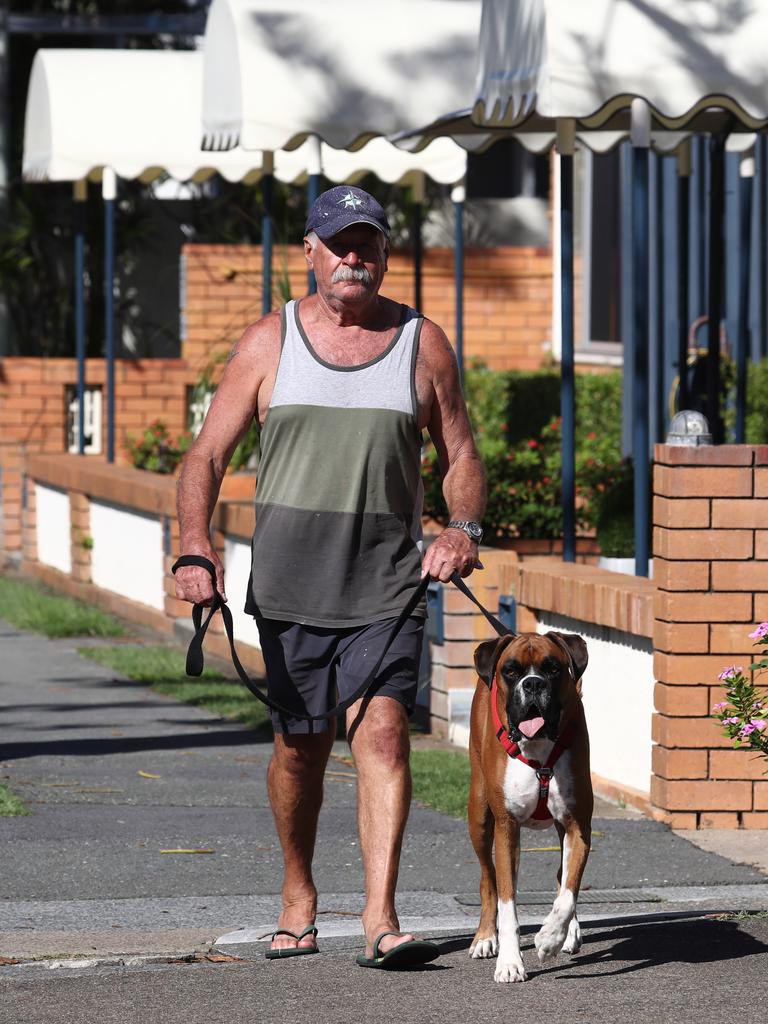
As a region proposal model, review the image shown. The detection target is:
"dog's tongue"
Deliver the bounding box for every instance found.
[518,717,545,739]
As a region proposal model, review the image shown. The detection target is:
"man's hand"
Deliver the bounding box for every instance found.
[421,527,480,583]
[174,546,227,606]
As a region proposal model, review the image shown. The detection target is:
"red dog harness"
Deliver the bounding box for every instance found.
[490,677,575,822]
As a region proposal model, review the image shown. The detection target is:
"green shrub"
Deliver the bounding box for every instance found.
[595,466,635,557]
[744,358,768,444]
[125,420,191,474]
[423,367,624,540]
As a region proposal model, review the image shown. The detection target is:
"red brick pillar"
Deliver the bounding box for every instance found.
[652,444,768,829]
[428,550,514,737]
[69,492,91,583]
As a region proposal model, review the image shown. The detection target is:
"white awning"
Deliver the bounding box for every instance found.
[23,47,467,190]
[201,0,481,152]
[23,49,265,184]
[475,0,768,131]
[275,137,466,186]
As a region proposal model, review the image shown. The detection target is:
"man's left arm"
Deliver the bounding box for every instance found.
[419,322,487,582]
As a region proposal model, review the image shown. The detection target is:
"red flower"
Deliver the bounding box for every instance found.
[528,439,538,449]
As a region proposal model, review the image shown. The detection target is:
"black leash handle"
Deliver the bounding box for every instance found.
[172,555,430,723]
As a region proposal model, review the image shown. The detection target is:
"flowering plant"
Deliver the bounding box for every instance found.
[125,420,191,475]
[713,623,768,766]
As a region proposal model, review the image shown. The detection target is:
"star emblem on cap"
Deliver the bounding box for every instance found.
[337,191,363,209]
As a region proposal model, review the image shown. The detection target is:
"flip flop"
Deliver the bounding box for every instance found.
[265,925,319,959]
[356,931,440,970]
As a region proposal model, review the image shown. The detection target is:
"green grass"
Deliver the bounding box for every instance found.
[0,783,31,817]
[410,748,471,819]
[0,575,127,638]
[78,645,271,734]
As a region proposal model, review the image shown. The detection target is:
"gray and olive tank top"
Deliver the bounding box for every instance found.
[246,298,425,627]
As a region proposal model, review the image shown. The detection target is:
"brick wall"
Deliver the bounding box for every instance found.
[182,243,553,375]
[652,444,768,829]
[0,357,194,560]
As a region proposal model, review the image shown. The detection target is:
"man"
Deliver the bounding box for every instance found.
[175,185,485,967]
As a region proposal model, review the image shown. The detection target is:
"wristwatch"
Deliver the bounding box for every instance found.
[447,520,484,544]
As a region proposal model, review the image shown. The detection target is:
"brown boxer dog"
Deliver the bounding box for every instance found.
[468,630,591,983]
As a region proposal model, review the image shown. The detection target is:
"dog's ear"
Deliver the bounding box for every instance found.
[545,632,588,682]
[474,635,514,689]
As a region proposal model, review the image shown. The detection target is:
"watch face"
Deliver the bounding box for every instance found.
[466,522,483,541]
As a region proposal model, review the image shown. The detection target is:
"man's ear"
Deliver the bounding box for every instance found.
[303,236,314,266]
[474,635,514,689]
[545,632,588,681]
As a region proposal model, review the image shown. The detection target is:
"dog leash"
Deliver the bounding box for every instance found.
[172,555,511,724]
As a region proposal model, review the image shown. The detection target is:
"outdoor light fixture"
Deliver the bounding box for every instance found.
[666,410,713,446]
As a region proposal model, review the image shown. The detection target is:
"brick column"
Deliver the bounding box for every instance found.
[652,444,768,829]
[21,473,37,565]
[429,549,516,737]
[69,492,91,582]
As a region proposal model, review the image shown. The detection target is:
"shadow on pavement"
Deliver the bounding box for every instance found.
[531,913,768,978]
[0,726,274,760]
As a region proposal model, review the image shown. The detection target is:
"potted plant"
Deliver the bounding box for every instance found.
[596,467,652,576]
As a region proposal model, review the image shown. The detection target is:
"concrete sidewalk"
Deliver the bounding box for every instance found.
[1,620,767,1023]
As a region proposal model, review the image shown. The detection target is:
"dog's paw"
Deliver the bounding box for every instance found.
[534,916,568,962]
[469,935,498,959]
[494,958,527,983]
[562,917,582,955]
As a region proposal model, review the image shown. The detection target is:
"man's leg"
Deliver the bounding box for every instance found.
[347,695,415,959]
[267,726,335,952]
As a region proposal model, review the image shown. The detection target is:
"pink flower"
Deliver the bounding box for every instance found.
[718,666,743,681]
[750,719,767,732]
[722,717,740,726]
[712,702,729,712]
[740,723,757,737]
[748,622,768,640]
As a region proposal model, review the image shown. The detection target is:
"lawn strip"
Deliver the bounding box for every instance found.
[0,574,126,638]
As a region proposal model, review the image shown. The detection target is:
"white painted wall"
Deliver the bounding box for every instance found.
[224,536,262,650]
[538,612,654,795]
[35,484,71,574]
[90,500,164,610]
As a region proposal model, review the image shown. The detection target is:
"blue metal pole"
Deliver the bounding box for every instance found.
[677,146,691,411]
[413,200,423,312]
[560,151,576,563]
[453,191,464,384]
[262,170,273,316]
[736,164,753,443]
[103,171,116,463]
[632,142,650,577]
[707,134,726,444]
[74,181,86,454]
[307,173,321,296]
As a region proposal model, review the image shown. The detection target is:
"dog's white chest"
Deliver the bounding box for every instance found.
[501,749,574,830]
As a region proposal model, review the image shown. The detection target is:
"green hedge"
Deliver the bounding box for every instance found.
[423,366,625,541]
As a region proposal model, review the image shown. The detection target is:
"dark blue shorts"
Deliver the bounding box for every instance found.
[255,615,424,735]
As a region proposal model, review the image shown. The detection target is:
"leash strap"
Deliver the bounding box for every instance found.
[172,555,429,723]
[448,572,510,636]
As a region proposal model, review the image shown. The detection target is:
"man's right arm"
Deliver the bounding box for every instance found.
[174,314,278,606]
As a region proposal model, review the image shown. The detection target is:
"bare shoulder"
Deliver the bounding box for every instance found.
[227,309,282,370]
[417,317,458,373]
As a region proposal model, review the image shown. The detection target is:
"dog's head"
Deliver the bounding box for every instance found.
[474,631,588,742]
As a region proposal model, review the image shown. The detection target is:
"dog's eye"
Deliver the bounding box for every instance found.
[540,657,561,677]
[502,660,523,679]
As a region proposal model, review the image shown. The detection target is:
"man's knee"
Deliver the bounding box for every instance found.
[272,733,332,779]
[354,700,410,771]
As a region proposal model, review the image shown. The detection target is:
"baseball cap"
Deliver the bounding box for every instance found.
[305,185,390,241]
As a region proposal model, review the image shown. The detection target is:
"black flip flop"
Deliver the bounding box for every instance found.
[265,925,319,959]
[356,931,440,969]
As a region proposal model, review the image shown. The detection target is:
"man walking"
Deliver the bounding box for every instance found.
[175,185,485,967]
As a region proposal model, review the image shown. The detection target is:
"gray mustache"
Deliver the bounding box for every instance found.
[331,265,373,284]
